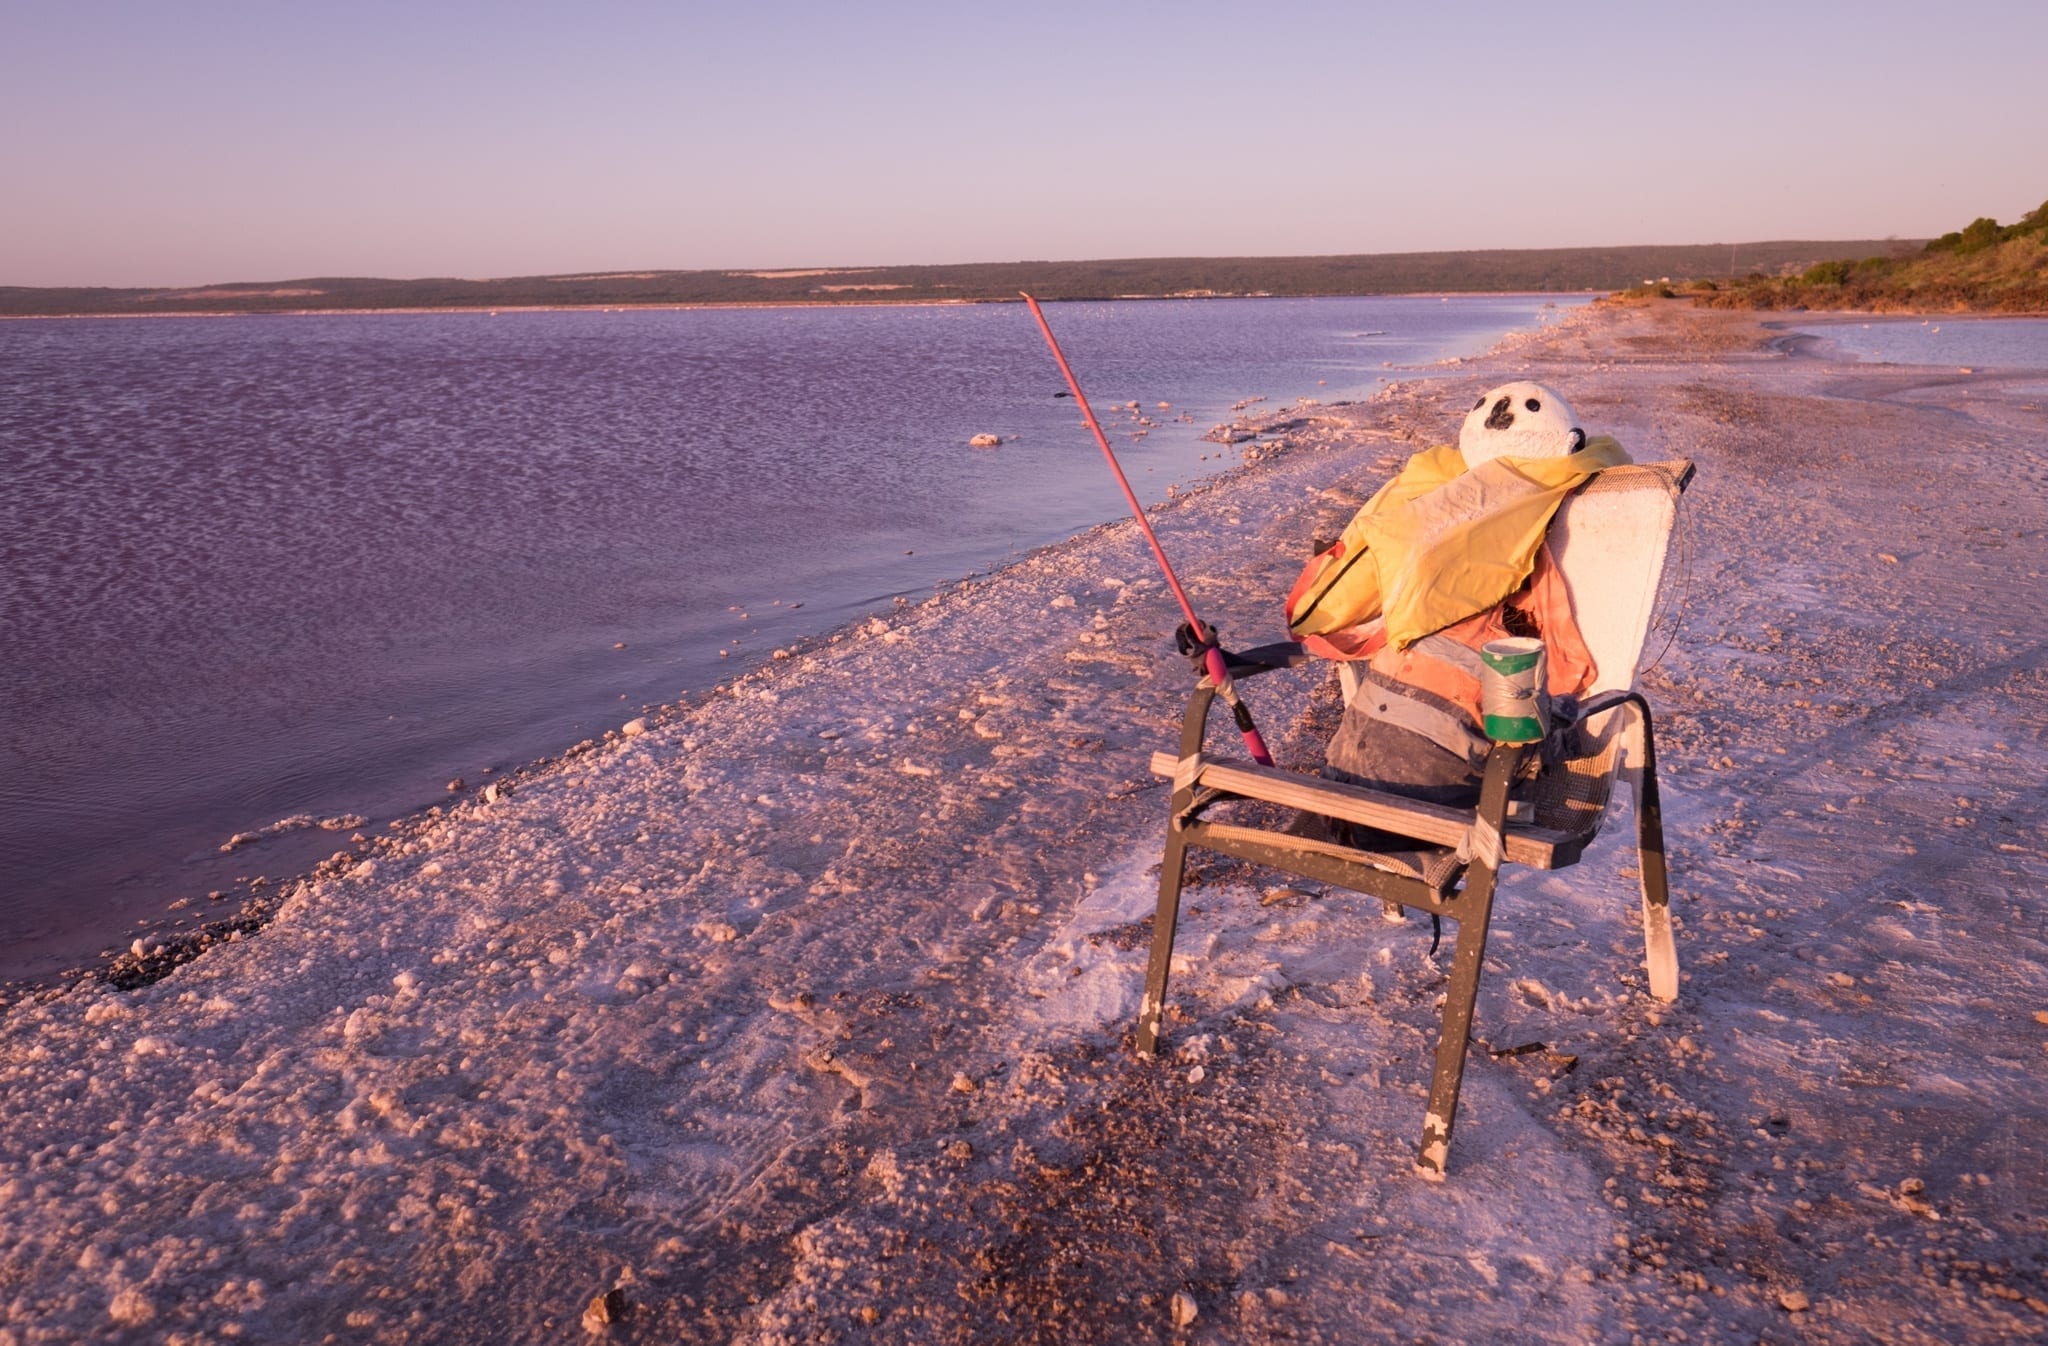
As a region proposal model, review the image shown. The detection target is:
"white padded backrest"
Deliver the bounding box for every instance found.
[1549,462,1688,695]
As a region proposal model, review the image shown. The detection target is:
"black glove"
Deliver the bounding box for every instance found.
[1177,619,1260,676]
[1174,623,1299,678]
[1174,619,1219,673]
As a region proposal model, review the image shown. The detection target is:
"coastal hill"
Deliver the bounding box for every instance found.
[1650,201,2048,313]
[1,240,1910,316]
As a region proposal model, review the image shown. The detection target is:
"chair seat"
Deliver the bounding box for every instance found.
[1329,832,1468,890]
[1217,817,1469,892]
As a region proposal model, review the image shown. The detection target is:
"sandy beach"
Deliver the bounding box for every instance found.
[2,300,2044,1343]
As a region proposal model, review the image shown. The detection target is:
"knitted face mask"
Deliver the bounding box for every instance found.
[1458,382,1586,465]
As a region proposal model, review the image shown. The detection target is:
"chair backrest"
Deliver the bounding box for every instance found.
[1548,461,1690,696]
[1523,460,1690,838]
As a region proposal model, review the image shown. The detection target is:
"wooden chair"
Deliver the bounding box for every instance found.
[1138,460,1694,1178]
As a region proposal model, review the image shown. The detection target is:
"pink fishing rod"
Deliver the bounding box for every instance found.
[1021,292,1274,766]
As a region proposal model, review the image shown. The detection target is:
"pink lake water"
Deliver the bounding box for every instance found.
[0,295,1583,982]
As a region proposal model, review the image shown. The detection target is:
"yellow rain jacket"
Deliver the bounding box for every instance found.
[1285,437,1629,653]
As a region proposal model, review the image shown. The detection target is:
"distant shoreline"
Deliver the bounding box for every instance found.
[0,290,1608,322]
[0,238,1912,318]
[0,297,984,321]
[17,292,2048,325]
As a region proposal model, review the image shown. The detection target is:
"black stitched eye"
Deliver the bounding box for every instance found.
[1474,396,1486,410]
[1525,398,1541,412]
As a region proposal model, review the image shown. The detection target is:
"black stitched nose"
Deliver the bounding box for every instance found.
[1485,395,1515,430]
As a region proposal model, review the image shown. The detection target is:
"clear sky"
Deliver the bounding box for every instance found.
[4,0,2044,287]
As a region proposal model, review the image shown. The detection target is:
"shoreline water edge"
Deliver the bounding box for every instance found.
[2,300,2045,1341]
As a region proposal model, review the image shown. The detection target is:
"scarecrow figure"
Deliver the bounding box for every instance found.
[1283,382,1629,807]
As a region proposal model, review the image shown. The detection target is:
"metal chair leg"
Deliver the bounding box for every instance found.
[1136,826,1189,1056]
[1631,703,1678,1001]
[1416,867,1500,1180]
[1415,742,1520,1181]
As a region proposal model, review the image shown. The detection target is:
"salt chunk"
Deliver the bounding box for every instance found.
[582,1288,627,1332]
[108,1287,155,1326]
[622,718,648,737]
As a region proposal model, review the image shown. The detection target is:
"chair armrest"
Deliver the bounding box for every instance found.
[1147,751,1577,867]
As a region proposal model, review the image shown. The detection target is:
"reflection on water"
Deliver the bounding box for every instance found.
[0,295,1582,978]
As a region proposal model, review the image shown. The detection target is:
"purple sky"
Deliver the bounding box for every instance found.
[4,0,2044,287]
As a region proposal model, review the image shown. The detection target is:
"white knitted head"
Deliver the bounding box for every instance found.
[1458,382,1585,466]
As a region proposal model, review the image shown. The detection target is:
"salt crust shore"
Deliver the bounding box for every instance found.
[3,303,2046,1342]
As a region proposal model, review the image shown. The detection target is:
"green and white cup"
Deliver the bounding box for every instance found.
[1480,637,1548,744]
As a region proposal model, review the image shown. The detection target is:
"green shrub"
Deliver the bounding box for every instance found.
[1958,217,2004,252]
[1802,260,1853,285]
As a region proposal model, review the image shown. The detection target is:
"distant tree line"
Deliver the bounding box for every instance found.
[0,240,1916,317]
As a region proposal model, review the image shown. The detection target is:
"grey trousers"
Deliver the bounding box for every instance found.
[1323,673,1484,809]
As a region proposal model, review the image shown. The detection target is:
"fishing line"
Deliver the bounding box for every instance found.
[1637,468,1694,680]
